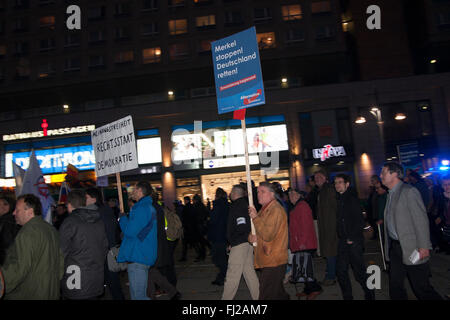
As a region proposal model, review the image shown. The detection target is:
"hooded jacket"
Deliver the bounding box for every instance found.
[60,205,109,299]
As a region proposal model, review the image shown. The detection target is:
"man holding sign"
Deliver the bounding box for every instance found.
[248,182,289,300]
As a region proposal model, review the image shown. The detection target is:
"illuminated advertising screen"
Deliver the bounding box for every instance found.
[214,124,289,156]
[171,134,202,161]
[137,137,162,164]
[5,145,95,177]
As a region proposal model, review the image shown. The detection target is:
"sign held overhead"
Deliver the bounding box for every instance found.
[91,115,138,177]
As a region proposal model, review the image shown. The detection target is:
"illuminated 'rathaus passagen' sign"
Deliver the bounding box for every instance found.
[2,125,96,141]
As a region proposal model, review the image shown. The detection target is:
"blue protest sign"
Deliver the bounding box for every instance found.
[397,142,423,174]
[211,27,265,114]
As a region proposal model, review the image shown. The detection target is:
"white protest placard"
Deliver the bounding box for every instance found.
[91,115,138,177]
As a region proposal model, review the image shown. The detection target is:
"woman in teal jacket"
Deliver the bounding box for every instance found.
[118,181,157,300]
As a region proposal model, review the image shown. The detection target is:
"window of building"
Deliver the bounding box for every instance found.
[64,57,81,71]
[115,2,131,16]
[282,5,303,21]
[169,42,189,60]
[115,50,134,64]
[254,8,272,23]
[285,28,305,44]
[39,38,56,52]
[39,0,55,6]
[0,45,6,57]
[14,42,29,56]
[141,23,159,36]
[196,15,216,29]
[224,11,243,26]
[168,0,185,8]
[38,62,56,78]
[88,6,106,20]
[198,40,211,53]
[14,17,29,32]
[39,16,56,29]
[142,47,161,63]
[115,26,131,40]
[142,0,158,11]
[437,11,450,26]
[15,58,30,79]
[315,25,335,40]
[89,30,105,43]
[169,19,188,35]
[193,0,213,6]
[89,55,105,68]
[64,33,81,47]
[311,1,331,14]
[256,32,276,49]
[14,0,29,9]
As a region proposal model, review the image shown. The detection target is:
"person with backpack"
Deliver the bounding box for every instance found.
[288,188,322,299]
[164,201,183,286]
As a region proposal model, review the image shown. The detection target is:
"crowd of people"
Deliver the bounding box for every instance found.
[0,162,449,300]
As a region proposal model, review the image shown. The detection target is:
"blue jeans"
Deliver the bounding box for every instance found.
[127,263,151,300]
[325,256,337,280]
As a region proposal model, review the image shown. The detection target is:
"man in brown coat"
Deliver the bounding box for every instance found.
[315,170,338,286]
[248,182,289,300]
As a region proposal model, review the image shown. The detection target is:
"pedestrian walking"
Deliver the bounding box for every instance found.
[334,174,375,300]
[222,185,259,300]
[314,170,338,286]
[0,194,64,299]
[248,182,289,300]
[60,189,109,300]
[380,162,442,300]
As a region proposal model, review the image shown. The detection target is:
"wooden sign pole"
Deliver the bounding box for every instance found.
[241,119,257,246]
[116,172,124,213]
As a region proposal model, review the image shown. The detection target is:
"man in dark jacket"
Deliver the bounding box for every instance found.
[60,189,109,300]
[207,188,230,286]
[86,187,124,300]
[334,174,375,300]
[222,185,259,300]
[0,196,20,266]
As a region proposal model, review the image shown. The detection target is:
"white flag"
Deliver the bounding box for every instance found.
[12,162,26,197]
[20,150,54,224]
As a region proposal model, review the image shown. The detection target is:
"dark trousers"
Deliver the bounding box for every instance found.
[211,242,228,283]
[389,239,442,300]
[336,240,374,300]
[104,262,125,300]
[259,264,290,300]
[147,267,177,299]
[162,239,178,286]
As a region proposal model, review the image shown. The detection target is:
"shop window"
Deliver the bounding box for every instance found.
[142,47,161,64]
[285,28,305,44]
[40,38,56,52]
[169,19,188,35]
[196,15,216,30]
[38,62,56,78]
[64,57,81,72]
[88,55,105,68]
[311,1,331,14]
[115,51,134,64]
[89,30,105,43]
[257,32,276,50]
[315,25,335,40]
[224,11,243,27]
[282,5,303,21]
[169,42,189,60]
[254,8,272,24]
[39,16,55,29]
[64,33,80,47]
[142,0,158,11]
[88,6,106,20]
[141,23,159,36]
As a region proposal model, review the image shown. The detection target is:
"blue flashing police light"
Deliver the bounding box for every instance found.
[439,166,449,171]
[442,159,449,166]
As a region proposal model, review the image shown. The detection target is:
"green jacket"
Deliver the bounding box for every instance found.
[0,216,64,300]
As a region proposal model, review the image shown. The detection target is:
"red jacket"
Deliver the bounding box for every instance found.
[289,200,317,252]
